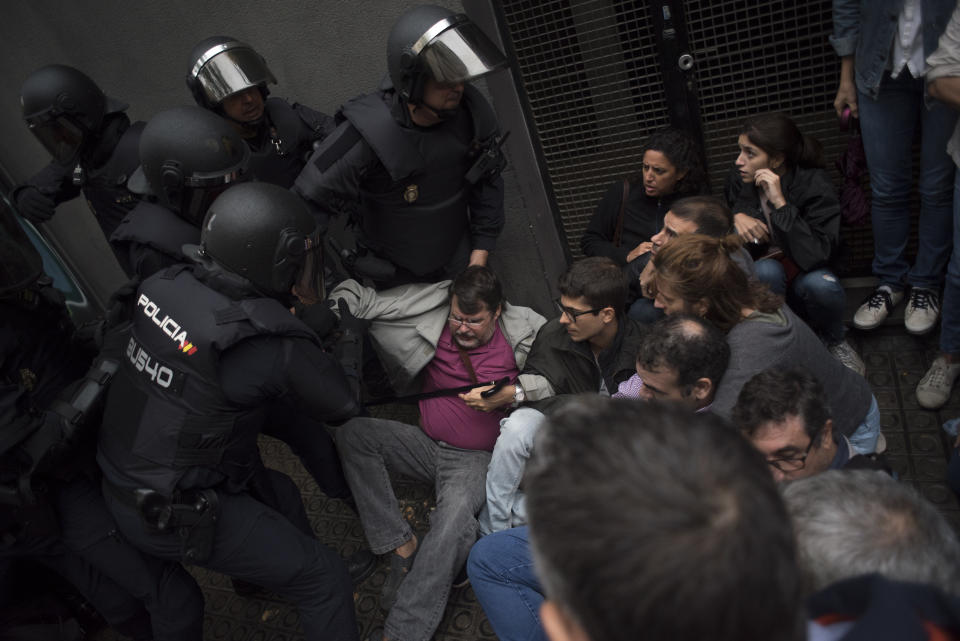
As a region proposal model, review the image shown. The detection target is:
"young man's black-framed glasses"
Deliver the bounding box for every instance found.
[766,427,823,473]
[554,299,602,323]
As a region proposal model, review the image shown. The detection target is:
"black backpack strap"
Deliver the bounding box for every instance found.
[612,179,631,248]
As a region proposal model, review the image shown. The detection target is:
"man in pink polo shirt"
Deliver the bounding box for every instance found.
[330,266,545,641]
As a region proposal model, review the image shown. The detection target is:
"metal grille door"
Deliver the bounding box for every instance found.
[499,1,670,252]
[499,0,878,269]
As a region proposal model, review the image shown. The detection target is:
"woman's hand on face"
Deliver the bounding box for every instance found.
[733,212,771,244]
[626,241,652,263]
[753,168,786,208]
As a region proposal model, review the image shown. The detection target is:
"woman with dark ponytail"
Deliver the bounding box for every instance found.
[724,113,861,375]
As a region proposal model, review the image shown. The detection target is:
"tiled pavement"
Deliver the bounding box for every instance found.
[93,314,960,641]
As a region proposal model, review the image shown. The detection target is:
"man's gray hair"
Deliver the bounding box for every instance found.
[782,470,960,595]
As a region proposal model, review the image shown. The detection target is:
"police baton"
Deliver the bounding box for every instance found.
[364,376,511,407]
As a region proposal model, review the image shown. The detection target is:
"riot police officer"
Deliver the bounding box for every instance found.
[110,105,249,279]
[186,36,336,189]
[294,4,510,288]
[13,65,143,243]
[97,182,362,641]
[110,107,362,515]
[0,210,202,640]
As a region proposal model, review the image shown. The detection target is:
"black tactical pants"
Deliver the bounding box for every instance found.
[103,468,359,641]
[1,476,203,641]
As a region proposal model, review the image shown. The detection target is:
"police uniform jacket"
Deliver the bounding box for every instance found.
[243,97,336,188]
[14,113,143,240]
[97,265,358,496]
[110,201,199,279]
[293,81,505,277]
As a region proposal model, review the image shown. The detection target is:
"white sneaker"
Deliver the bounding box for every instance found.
[904,287,940,335]
[852,286,904,330]
[828,340,865,376]
[916,355,960,410]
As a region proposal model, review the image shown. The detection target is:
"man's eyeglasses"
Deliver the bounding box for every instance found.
[555,299,602,322]
[448,315,487,329]
[766,428,822,473]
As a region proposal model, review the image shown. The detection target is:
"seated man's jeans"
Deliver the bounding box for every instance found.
[848,396,882,456]
[467,526,546,641]
[753,259,846,345]
[479,408,546,536]
[858,71,957,290]
[338,416,489,641]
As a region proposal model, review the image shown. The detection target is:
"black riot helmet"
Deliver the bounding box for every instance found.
[387,5,508,105]
[20,64,128,166]
[198,183,324,303]
[127,106,249,226]
[0,209,43,298]
[186,36,277,111]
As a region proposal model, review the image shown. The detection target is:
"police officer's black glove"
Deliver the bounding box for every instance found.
[337,297,369,337]
[295,300,338,339]
[335,298,368,402]
[15,186,56,223]
[105,278,141,329]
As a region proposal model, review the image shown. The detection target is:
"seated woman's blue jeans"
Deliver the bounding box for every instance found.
[753,259,846,344]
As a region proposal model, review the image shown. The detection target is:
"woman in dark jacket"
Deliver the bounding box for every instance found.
[724,112,862,375]
[581,128,707,321]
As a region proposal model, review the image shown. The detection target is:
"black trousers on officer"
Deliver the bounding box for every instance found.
[263,401,351,499]
[103,467,359,641]
[1,476,203,641]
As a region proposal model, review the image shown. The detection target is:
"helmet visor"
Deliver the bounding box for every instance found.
[417,18,508,84]
[192,44,277,105]
[292,232,325,305]
[26,115,85,165]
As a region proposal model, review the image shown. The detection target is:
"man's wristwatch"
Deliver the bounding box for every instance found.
[513,384,525,406]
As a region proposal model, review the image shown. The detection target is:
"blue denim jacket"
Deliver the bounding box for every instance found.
[831,0,955,97]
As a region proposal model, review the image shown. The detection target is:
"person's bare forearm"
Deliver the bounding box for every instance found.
[929,76,960,111]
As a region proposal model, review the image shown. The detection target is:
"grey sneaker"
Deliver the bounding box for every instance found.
[916,355,960,410]
[853,286,904,330]
[904,287,940,335]
[828,340,866,376]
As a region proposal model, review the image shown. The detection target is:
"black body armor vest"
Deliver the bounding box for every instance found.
[246,98,330,188]
[339,85,499,276]
[109,201,200,279]
[80,120,145,239]
[97,266,318,495]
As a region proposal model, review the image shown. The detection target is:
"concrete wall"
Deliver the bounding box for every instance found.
[0,1,564,315]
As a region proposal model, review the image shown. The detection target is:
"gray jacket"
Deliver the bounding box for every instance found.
[330,279,546,396]
[712,306,874,438]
